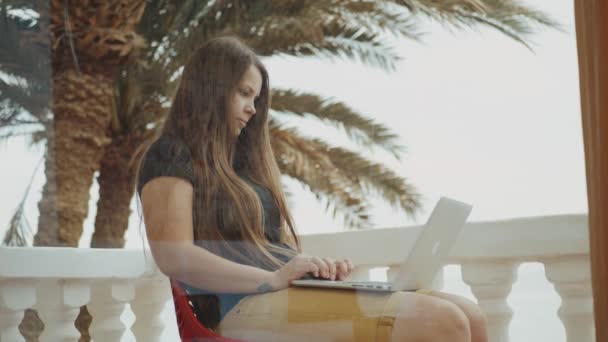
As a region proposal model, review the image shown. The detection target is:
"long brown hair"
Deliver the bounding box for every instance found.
[137,36,300,271]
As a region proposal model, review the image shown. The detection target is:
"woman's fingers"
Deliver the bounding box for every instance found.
[323,257,337,280]
[301,255,354,280]
[309,256,337,279]
[344,258,354,273]
[335,260,348,280]
[280,255,320,287]
[309,256,327,278]
[304,257,320,277]
[335,259,355,280]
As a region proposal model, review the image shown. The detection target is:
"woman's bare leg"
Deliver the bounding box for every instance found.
[423,291,488,342]
[219,289,482,341]
[391,292,471,341]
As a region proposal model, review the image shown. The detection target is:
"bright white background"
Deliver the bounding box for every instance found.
[0,0,585,341]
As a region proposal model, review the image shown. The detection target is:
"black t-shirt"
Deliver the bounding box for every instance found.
[137,136,293,324]
[137,136,284,240]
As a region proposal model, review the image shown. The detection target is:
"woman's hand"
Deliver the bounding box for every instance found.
[270,254,319,290]
[269,255,356,291]
[305,256,355,281]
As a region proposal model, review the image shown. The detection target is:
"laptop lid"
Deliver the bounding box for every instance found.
[392,197,472,291]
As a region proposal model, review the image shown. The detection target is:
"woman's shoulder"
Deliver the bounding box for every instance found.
[137,136,195,194]
[147,135,191,161]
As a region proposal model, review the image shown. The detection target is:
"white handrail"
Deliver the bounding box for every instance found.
[0,214,592,342]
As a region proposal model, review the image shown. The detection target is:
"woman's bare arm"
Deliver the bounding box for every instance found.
[141,176,275,293]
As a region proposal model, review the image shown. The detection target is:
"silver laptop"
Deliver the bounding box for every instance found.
[291,197,472,292]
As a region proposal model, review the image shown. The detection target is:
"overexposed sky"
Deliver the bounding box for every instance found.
[0,0,586,247]
[265,0,586,234]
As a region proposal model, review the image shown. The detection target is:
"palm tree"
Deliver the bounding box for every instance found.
[1,0,147,249]
[1,0,561,248]
[0,0,50,147]
[2,0,147,340]
[89,0,561,248]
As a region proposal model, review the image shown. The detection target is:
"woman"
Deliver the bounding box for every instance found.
[136,36,487,341]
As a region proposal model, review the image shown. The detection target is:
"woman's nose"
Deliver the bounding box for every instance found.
[246,103,256,115]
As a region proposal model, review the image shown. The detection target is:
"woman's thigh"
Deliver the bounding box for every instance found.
[218,287,396,341]
[217,288,467,342]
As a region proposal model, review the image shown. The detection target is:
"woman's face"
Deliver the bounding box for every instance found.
[228,64,263,136]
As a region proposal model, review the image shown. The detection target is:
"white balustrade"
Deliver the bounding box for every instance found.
[461,260,518,342]
[0,214,594,342]
[88,280,135,341]
[544,255,595,342]
[35,279,90,341]
[0,280,36,342]
[130,272,171,342]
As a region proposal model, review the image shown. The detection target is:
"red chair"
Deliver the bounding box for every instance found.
[169,279,243,341]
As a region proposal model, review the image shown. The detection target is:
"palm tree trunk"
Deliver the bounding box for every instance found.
[19,0,147,338]
[34,70,113,246]
[91,135,140,248]
[28,69,115,341]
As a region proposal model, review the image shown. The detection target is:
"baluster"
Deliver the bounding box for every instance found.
[544,255,595,342]
[130,273,171,342]
[461,260,518,342]
[0,280,37,342]
[88,280,134,341]
[35,279,90,342]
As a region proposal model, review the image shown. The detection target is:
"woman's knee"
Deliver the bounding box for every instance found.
[392,294,471,341]
[458,298,487,342]
[426,299,471,341]
[425,292,488,342]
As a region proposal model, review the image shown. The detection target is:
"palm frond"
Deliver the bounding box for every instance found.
[160,1,408,72]
[390,0,561,49]
[453,3,562,51]
[111,57,172,135]
[0,97,23,125]
[2,156,43,247]
[332,3,422,41]
[271,89,405,160]
[321,142,420,217]
[2,203,32,246]
[272,120,420,218]
[0,78,50,121]
[145,0,236,71]
[270,121,372,229]
[0,4,51,80]
[127,94,169,133]
[0,4,52,131]
[243,13,401,71]
[316,34,399,71]
[0,89,46,146]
